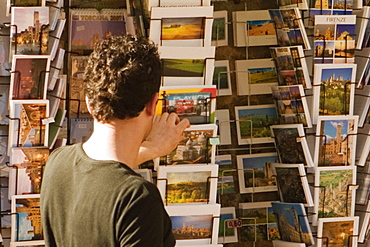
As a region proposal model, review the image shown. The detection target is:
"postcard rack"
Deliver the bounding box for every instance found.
[10,24,49,56]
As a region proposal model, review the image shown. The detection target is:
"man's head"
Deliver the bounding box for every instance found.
[84,35,161,123]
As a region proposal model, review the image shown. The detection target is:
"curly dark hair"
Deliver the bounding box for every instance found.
[84,35,161,122]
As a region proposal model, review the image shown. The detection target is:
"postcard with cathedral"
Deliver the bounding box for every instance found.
[271,163,313,206]
[157,164,218,205]
[236,152,278,194]
[239,202,279,241]
[159,124,217,166]
[165,204,220,245]
[69,9,127,55]
[271,202,314,245]
[270,46,311,89]
[69,56,89,116]
[10,7,49,58]
[313,15,356,64]
[311,64,356,124]
[8,100,49,152]
[271,85,312,128]
[312,166,357,226]
[314,115,358,166]
[11,194,42,242]
[316,217,359,247]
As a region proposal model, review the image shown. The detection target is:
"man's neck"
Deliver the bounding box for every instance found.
[82,117,147,169]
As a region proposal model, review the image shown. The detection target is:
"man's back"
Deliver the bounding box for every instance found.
[41,143,175,247]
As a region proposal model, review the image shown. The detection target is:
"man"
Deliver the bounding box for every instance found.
[40,35,190,246]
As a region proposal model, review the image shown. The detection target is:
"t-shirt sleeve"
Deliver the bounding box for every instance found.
[116,181,175,247]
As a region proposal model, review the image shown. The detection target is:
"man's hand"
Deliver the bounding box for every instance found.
[135,112,190,166]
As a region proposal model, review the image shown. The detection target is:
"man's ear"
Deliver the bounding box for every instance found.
[145,93,159,117]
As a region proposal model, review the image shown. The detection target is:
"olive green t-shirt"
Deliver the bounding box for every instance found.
[40,143,175,247]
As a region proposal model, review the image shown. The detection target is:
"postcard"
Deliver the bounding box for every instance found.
[313,166,357,226]
[10,55,50,100]
[278,0,308,9]
[269,8,310,49]
[312,63,356,124]
[148,0,211,8]
[0,35,11,76]
[157,164,218,205]
[272,240,306,247]
[48,74,66,120]
[133,168,153,183]
[1,177,11,227]
[69,56,89,116]
[158,46,215,86]
[11,194,42,242]
[7,0,45,17]
[239,201,279,241]
[358,200,370,242]
[317,217,359,247]
[235,59,278,95]
[10,7,49,57]
[165,204,220,245]
[160,124,217,166]
[271,85,312,128]
[233,10,277,47]
[0,84,10,125]
[236,152,278,194]
[48,48,65,91]
[356,7,370,49]
[235,104,278,145]
[69,9,127,55]
[270,46,312,89]
[212,10,228,47]
[215,109,231,145]
[69,116,93,144]
[218,207,238,244]
[356,56,370,89]
[8,100,49,151]
[271,163,314,206]
[213,60,232,96]
[10,241,45,247]
[0,126,10,167]
[48,109,66,149]
[355,124,370,166]
[271,202,314,245]
[157,85,216,124]
[314,115,358,166]
[149,6,213,47]
[356,161,370,205]
[215,155,235,195]
[48,19,66,61]
[314,15,356,64]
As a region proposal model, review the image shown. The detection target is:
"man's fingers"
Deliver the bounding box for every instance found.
[176,118,190,130]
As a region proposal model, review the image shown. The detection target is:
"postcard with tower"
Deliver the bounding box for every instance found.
[311,64,356,124]
[149,6,213,47]
[270,46,311,89]
[235,59,278,96]
[11,194,42,242]
[271,163,313,206]
[165,204,220,245]
[313,166,357,226]
[69,56,89,116]
[316,217,359,247]
[313,15,356,64]
[236,152,278,194]
[10,7,49,58]
[314,115,358,166]
[238,201,279,241]
[69,9,127,56]
[271,202,314,245]
[271,85,312,128]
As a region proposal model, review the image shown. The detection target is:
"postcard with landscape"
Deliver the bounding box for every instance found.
[314,115,358,166]
[157,164,218,205]
[157,85,216,124]
[314,15,356,64]
[312,64,356,124]
[271,202,314,245]
[236,152,278,194]
[10,55,50,100]
[239,202,279,241]
[271,163,313,206]
[233,10,277,47]
[150,6,213,47]
[165,204,220,245]
[213,60,232,96]
[270,46,311,89]
[11,194,42,242]
[235,104,278,145]
[218,207,238,244]
[235,59,278,96]
[313,166,357,226]
[69,9,126,55]
[160,124,217,166]
[317,217,359,247]
[271,85,312,128]
[8,100,49,151]
[215,155,235,195]
[212,10,228,47]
